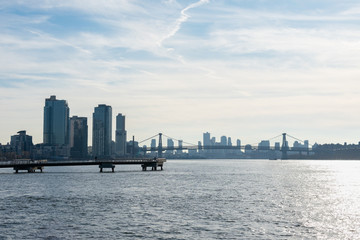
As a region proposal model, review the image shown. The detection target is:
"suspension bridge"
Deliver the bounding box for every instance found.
[136,132,313,160]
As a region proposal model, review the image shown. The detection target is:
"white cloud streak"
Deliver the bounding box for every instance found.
[160,0,209,45]
[2,1,360,145]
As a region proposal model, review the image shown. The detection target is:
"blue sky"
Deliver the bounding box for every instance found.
[1,0,360,146]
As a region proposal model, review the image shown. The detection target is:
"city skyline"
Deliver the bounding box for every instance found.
[2,1,360,145]
[0,95,356,148]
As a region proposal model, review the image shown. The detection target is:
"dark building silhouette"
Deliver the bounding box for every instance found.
[92,104,112,158]
[10,130,33,158]
[43,95,69,145]
[70,116,88,159]
[220,136,227,146]
[115,113,127,156]
[203,132,211,147]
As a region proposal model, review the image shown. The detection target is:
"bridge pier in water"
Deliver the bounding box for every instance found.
[99,163,115,172]
[14,165,43,173]
[141,158,165,171]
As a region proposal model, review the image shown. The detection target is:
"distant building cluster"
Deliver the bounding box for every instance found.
[146,132,311,159]
[0,95,130,160]
[1,95,359,160]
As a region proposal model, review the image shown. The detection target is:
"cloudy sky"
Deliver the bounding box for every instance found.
[1,0,360,146]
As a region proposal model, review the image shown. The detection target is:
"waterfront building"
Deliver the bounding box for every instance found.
[0,143,15,161]
[292,140,309,150]
[275,142,280,150]
[304,140,309,149]
[228,137,232,146]
[32,143,69,160]
[151,139,156,155]
[177,140,183,154]
[127,140,139,157]
[203,132,211,146]
[43,95,70,145]
[220,136,227,146]
[115,113,127,156]
[69,116,88,159]
[198,141,202,153]
[92,104,112,158]
[10,130,33,158]
[211,137,216,146]
[203,132,211,154]
[111,141,116,156]
[258,140,270,150]
[166,138,174,154]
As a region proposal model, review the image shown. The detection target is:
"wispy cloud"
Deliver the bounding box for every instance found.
[160,0,209,44]
[28,29,92,55]
[1,0,360,144]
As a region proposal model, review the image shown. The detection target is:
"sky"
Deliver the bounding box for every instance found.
[1,0,360,147]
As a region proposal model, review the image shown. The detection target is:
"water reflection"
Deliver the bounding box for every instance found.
[0,160,360,239]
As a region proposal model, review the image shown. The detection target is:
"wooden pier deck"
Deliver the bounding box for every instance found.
[0,158,166,173]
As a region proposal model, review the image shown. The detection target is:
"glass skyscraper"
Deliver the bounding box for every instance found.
[70,116,88,158]
[43,95,70,145]
[92,104,112,158]
[115,113,127,156]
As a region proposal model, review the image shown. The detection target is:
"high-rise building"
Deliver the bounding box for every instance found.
[228,137,232,146]
[69,116,88,159]
[203,132,211,146]
[115,113,127,156]
[151,139,156,155]
[304,140,309,150]
[211,137,216,145]
[92,104,112,158]
[203,132,211,154]
[166,138,174,154]
[221,136,227,146]
[11,130,33,157]
[43,95,70,145]
[177,140,183,154]
[258,140,270,150]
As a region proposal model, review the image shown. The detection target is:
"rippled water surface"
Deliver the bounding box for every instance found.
[1,160,360,239]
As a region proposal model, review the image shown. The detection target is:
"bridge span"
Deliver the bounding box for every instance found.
[139,132,313,160]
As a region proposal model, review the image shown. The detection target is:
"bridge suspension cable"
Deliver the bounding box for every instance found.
[286,134,313,146]
[162,134,198,146]
[282,133,314,147]
[138,133,159,144]
[268,134,283,141]
[286,134,305,143]
[248,134,283,146]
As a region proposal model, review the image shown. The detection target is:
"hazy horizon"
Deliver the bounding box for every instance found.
[1,0,360,146]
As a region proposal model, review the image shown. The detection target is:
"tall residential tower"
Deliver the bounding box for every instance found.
[92,104,112,158]
[115,113,127,156]
[43,95,70,145]
[70,116,88,158]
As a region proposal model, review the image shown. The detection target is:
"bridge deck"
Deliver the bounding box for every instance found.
[0,158,166,172]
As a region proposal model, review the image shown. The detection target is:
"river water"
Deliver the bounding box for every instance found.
[0,159,360,239]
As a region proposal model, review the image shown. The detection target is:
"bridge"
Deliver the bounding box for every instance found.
[137,132,313,160]
[0,158,166,173]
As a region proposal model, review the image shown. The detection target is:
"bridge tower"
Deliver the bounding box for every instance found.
[281,133,288,160]
[158,133,163,158]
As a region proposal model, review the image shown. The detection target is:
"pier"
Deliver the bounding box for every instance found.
[0,158,166,173]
